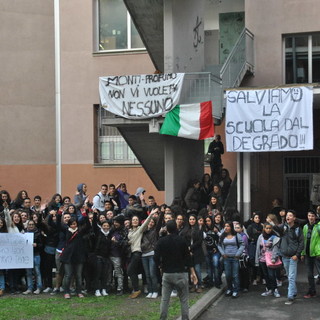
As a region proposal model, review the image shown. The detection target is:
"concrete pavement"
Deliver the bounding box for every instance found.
[194,261,320,320]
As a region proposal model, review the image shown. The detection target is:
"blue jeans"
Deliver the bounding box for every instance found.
[26,255,42,290]
[142,255,158,293]
[194,263,203,286]
[223,257,240,293]
[206,251,222,286]
[0,270,5,290]
[282,256,298,299]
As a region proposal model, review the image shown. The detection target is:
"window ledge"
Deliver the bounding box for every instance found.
[94,162,142,168]
[93,49,147,57]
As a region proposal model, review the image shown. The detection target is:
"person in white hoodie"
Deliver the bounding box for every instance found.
[92,184,110,212]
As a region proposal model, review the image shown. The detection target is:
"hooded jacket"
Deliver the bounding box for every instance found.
[279,222,304,258]
[255,234,281,266]
[301,221,320,257]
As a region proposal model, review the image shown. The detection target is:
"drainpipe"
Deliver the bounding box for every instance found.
[54,0,62,194]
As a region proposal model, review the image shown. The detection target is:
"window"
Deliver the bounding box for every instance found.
[284,33,320,84]
[95,106,139,165]
[97,0,144,52]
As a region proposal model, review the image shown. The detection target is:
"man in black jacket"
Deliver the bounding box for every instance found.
[154,220,197,320]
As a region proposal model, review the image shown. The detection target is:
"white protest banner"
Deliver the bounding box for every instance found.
[99,73,185,119]
[0,233,34,269]
[225,86,313,152]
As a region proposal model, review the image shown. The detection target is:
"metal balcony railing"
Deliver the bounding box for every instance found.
[220,28,254,89]
[179,72,223,119]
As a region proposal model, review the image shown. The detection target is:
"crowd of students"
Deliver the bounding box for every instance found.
[0,180,319,307]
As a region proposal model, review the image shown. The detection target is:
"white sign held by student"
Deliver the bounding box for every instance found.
[0,233,34,269]
[225,86,313,152]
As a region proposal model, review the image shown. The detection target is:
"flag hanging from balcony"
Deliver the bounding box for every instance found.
[160,101,214,140]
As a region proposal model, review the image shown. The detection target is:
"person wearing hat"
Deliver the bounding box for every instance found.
[74,183,91,215]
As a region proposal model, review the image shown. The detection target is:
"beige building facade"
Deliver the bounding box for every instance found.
[1,0,320,217]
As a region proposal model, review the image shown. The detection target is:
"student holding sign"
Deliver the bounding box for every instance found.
[0,217,7,296]
[23,220,43,295]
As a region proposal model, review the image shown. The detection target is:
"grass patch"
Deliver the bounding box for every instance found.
[0,291,203,320]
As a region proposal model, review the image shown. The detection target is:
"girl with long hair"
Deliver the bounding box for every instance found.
[218,221,244,298]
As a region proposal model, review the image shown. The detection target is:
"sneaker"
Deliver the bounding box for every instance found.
[285,298,294,305]
[43,287,52,293]
[23,289,32,295]
[78,293,84,298]
[59,287,64,293]
[95,290,102,297]
[189,286,196,293]
[225,290,232,297]
[252,280,258,286]
[151,292,158,299]
[232,292,239,298]
[196,287,203,293]
[261,289,273,297]
[146,293,152,298]
[274,289,281,298]
[242,288,249,293]
[129,290,141,299]
[304,292,316,299]
[262,279,266,285]
[33,289,41,295]
[64,293,71,299]
[276,280,282,287]
[51,288,59,295]
[101,289,108,296]
[116,290,123,296]
[171,290,178,297]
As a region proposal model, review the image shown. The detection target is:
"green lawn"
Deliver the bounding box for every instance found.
[0,294,199,320]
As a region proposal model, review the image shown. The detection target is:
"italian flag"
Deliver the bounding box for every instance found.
[160,101,214,140]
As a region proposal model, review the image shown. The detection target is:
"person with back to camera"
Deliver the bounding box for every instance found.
[154,220,197,320]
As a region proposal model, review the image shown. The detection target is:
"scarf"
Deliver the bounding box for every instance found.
[68,227,78,234]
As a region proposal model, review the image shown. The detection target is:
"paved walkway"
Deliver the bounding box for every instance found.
[197,261,320,320]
